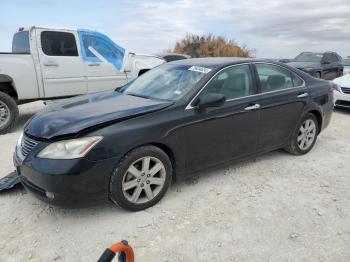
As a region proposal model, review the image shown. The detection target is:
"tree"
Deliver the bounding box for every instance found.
[172,34,252,58]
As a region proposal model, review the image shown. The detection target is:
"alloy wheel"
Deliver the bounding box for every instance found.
[297,119,316,150]
[0,101,10,128]
[122,156,166,204]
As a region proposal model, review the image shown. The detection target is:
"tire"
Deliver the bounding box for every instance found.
[314,72,321,79]
[109,145,172,211]
[338,70,343,77]
[284,113,319,155]
[0,91,19,135]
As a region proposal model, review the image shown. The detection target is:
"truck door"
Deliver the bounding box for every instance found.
[37,29,87,97]
[78,30,127,93]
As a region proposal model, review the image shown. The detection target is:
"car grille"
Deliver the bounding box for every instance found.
[341,87,350,94]
[21,135,38,158]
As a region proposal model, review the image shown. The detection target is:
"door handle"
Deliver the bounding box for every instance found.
[297,92,309,98]
[43,61,59,67]
[244,103,260,111]
[88,63,100,66]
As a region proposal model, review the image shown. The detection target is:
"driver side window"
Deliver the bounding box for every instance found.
[198,64,254,100]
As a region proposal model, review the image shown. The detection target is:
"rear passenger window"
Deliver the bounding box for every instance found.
[255,64,303,93]
[41,31,78,56]
[198,64,254,100]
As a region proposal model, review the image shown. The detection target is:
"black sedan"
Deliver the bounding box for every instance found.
[287,52,343,80]
[14,58,334,211]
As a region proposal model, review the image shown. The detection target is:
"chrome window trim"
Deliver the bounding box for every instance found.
[185,62,306,110]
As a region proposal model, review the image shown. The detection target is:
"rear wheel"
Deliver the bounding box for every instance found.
[109,145,172,211]
[314,72,321,79]
[338,70,343,77]
[0,92,19,135]
[284,113,319,155]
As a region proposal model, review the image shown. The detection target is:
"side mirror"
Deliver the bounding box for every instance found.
[322,60,330,65]
[195,93,226,111]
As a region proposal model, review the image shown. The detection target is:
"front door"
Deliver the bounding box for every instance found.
[78,30,127,93]
[38,30,87,98]
[182,64,260,173]
[253,63,309,151]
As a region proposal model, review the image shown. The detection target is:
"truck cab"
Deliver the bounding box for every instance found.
[0,27,165,134]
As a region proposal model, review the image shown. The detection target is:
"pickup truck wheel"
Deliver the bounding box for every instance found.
[0,92,19,135]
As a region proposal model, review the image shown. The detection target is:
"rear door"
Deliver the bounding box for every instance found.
[182,64,260,173]
[253,63,309,151]
[37,29,87,97]
[78,30,127,93]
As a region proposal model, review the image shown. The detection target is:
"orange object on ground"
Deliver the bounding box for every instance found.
[97,240,135,262]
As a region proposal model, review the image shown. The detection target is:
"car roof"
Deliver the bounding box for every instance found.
[157,53,191,58]
[299,52,324,55]
[167,57,271,69]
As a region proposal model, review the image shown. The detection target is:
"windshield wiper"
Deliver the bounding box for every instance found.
[126,92,153,100]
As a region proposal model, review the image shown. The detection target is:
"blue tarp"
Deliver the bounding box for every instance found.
[77,29,125,71]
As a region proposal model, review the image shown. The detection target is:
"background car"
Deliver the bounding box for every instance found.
[287,52,343,80]
[342,58,350,75]
[14,58,334,211]
[333,74,350,108]
[157,53,191,62]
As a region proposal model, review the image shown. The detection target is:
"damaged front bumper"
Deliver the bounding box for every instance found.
[13,146,118,207]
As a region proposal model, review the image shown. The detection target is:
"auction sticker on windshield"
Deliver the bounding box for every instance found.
[188,66,212,74]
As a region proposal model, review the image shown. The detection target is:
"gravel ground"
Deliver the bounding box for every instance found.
[0,102,350,262]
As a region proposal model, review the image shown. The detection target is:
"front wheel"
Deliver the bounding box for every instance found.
[284,114,319,155]
[109,145,172,211]
[0,92,19,135]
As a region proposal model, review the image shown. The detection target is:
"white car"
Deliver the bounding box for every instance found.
[0,27,165,134]
[333,74,350,108]
[342,58,350,75]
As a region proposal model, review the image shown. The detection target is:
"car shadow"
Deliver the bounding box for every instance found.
[334,108,350,115]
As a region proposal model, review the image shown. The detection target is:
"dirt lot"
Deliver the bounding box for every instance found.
[0,102,349,262]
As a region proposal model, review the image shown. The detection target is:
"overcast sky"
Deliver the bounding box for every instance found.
[0,0,349,58]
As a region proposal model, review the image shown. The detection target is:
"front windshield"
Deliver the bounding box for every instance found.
[121,64,209,101]
[294,53,322,63]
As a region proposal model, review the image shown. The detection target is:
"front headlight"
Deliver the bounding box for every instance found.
[332,83,342,93]
[37,136,103,159]
[303,67,315,72]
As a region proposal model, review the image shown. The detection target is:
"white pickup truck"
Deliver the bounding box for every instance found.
[0,27,165,134]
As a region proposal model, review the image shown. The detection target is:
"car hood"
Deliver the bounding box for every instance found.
[25,91,172,140]
[333,73,350,87]
[286,61,320,69]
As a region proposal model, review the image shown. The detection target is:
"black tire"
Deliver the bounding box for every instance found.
[284,113,319,155]
[0,91,19,135]
[314,72,321,79]
[109,145,172,211]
